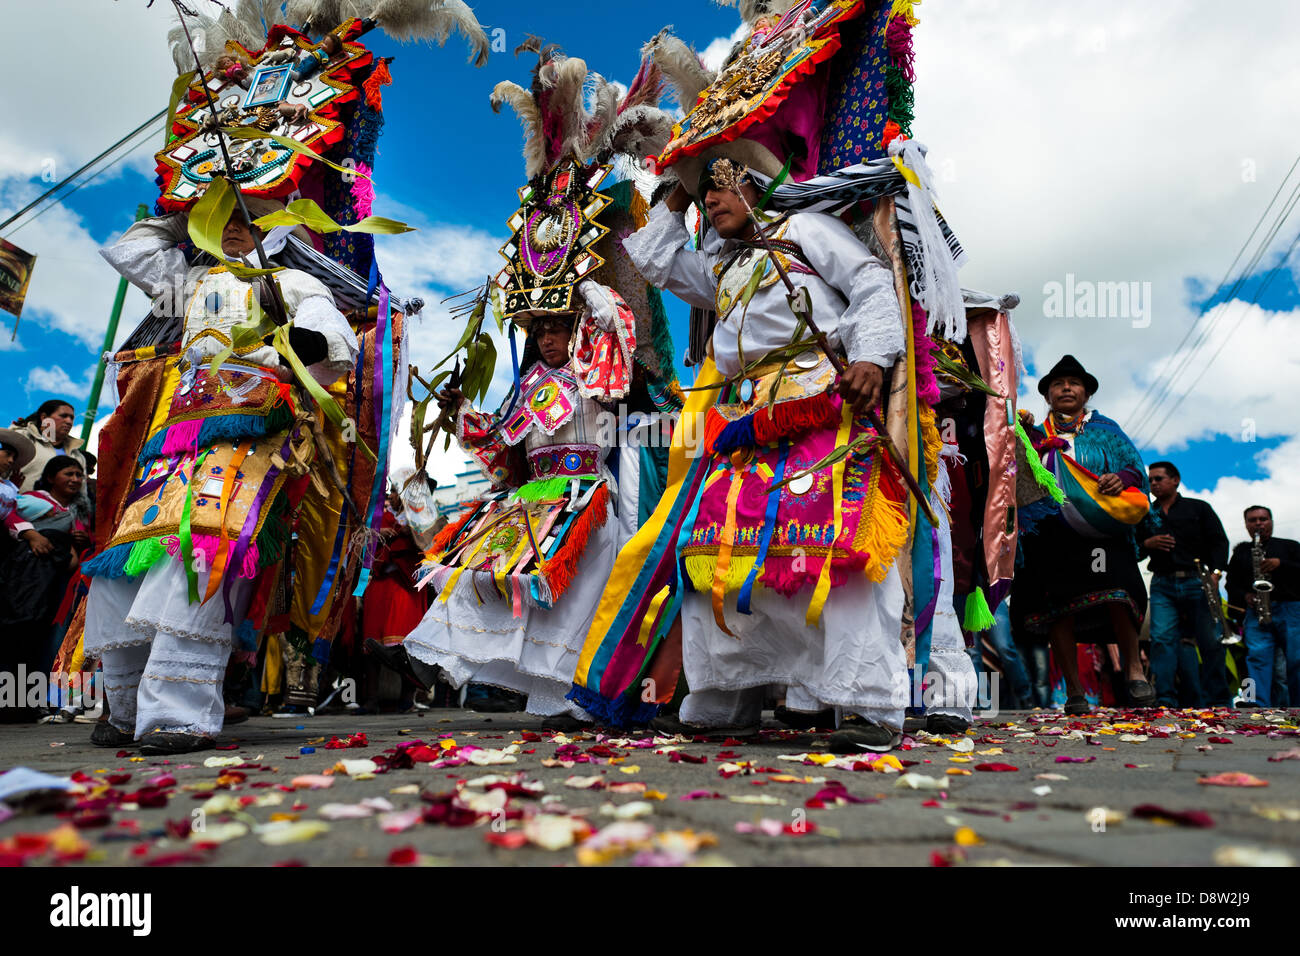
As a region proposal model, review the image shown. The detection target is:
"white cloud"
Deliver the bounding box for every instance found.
[1,179,155,349]
[700,23,749,73]
[25,363,96,400]
[911,1,1300,453]
[1187,438,1300,544]
[0,1,174,184]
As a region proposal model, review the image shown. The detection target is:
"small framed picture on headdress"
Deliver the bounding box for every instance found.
[243,64,292,109]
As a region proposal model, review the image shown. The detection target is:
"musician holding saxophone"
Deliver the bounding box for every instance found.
[1139,462,1232,707]
[1227,506,1300,708]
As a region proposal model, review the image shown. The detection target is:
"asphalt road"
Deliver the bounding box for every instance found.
[1,707,1298,867]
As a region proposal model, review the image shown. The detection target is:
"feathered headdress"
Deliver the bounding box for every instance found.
[169,0,490,73]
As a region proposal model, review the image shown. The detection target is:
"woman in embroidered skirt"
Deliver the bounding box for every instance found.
[1012,355,1156,714]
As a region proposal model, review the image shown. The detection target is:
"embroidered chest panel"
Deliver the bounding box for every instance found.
[501,364,581,446]
[713,220,795,320]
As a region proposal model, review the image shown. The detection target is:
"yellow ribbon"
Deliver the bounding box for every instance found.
[440,532,492,605]
[711,451,751,639]
[806,404,853,626]
[637,586,672,648]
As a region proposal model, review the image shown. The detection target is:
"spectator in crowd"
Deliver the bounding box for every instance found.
[1227,506,1300,709]
[360,490,432,711]
[0,456,90,722]
[1011,355,1155,714]
[12,400,88,493]
[1139,461,1231,707]
[0,426,35,525]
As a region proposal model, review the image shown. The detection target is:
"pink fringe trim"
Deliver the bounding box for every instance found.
[885,16,916,82]
[160,419,202,457]
[758,552,870,598]
[350,162,375,219]
[912,301,941,406]
[162,534,262,579]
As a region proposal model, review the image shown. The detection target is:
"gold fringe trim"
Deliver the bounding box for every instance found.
[919,403,942,487]
[684,553,757,595]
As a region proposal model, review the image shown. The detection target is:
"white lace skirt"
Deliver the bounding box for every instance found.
[678,565,910,729]
[403,505,618,717]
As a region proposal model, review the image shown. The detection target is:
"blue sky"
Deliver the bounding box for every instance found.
[2,1,1299,543]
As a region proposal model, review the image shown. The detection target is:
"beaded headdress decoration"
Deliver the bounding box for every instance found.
[494,158,612,320]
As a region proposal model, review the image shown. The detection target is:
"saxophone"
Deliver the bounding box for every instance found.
[1252,532,1274,626]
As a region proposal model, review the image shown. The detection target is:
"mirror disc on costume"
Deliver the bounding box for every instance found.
[738,379,754,402]
[794,351,820,369]
[788,473,814,495]
[530,382,559,411]
[205,292,222,313]
[141,504,160,526]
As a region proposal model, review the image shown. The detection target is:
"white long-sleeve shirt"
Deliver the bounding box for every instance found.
[101,215,358,385]
[622,203,903,377]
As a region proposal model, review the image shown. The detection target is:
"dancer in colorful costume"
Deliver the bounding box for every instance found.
[67,0,489,750]
[393,44,681,726]
[571,0,996,745]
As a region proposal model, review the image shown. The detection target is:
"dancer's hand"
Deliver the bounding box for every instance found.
[664,182,691,214]
[436,387,464,413]
[838,361,884,417]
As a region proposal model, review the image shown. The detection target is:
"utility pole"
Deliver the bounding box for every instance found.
[81,203,148,444]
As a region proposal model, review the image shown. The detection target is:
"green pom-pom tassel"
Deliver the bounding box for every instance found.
[963,588,997,632]
[123,536,168,577]
[513,476,589,502]
[1014,419,1065,504]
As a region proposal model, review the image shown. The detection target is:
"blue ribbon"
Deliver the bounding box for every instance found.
[737,439,788,615]
[354,264,392,598]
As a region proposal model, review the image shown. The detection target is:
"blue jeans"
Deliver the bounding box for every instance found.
[965,602,1034,709]
[1243,600,1300,708]
[1148,576,1229,706]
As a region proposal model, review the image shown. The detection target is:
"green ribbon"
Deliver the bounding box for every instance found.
[180,449,210,604]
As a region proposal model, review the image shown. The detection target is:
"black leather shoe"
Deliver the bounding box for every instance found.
[1064,695,1091,716]
[1127,680,1158,708]
[774,705,835,730]
[139,732,216,756]
[925,713,972,735]
[540,714,592,733]
[828,722,902,753]
[89,721,135,748]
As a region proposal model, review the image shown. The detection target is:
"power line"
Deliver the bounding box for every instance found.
[1126,153,1300,434]
[1134,181,1300,444]
[0,110,166,237]
[1143,220,1300,446]
[3,121,163,238]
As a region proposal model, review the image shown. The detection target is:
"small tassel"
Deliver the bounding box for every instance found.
[963,588,997,632]
[1015,419,1065,503]
[363,57,393,112]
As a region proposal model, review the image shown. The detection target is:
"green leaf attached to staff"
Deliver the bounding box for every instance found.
[185,177,285,279]
[251,198,415,235]
[770,433,882,491]
[270,324,376,463]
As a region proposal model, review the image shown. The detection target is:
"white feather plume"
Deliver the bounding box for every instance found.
[368,0,490,66]
[579,77,620,164]
[597,104,676,165]
[538,56,592,165]
[643,30,714,108]
[490,80,549,179]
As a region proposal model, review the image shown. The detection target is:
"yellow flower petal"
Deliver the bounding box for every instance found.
[954,827,984,846]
